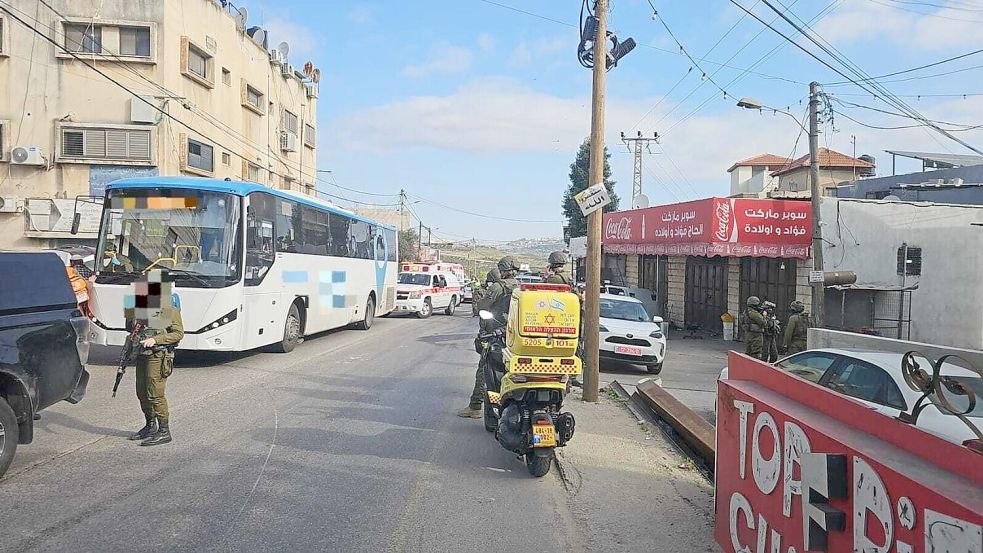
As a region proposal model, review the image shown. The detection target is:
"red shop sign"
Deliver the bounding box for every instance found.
[715,353,983,553]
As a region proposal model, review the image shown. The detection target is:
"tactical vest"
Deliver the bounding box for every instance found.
[741,308,764,333]
[490,280,517,321]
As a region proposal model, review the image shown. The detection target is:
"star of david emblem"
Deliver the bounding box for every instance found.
[544,314,556,324]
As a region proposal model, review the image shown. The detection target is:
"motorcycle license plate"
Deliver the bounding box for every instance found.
[615,345,643,356]
[532,424,556,448]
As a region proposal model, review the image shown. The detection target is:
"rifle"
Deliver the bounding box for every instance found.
[112,323,145,397]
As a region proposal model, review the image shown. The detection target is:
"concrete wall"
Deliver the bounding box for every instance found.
[666,256,687,327]
[836,165,983,205]
[821,198,983,350]
[776,168,857,196]
[625,253,639,287]
[729,165,779,197]
[0,0,319,249]
[726,257,741,318]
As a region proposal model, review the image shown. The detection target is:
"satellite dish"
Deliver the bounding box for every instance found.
[277,41,290,60]
[234,7,248,31]
[882,195,901,202]
[303,61,314,77]
[247,27,268,49]
[632,194,650,209]
[311,68,321,84]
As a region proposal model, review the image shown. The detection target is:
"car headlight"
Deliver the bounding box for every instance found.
[599,324,609,332]
[650,329,663,339]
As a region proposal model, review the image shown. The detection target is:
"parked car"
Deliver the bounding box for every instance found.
[598,293,666,374]
[462,282,474,303]
[516,273,544,284]
[0,252,91,478]
[394,270,462,318]
[719,349,983,451]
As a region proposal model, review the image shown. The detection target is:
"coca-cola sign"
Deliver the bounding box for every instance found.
[714,200,732,242]
[604,216,633,241]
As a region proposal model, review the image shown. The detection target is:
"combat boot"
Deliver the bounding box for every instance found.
[140,421,172,446]
[128,418,158,441]
[456,407,482,418]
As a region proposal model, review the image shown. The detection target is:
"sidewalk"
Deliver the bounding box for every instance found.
[555,386,721,553]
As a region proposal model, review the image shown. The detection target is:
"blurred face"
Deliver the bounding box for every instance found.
[124,270,174,329]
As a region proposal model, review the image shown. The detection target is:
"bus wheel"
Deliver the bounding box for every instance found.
[353,296,375,330]
[275,304,303,353]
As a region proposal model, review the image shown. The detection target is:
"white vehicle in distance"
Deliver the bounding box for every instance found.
[719,349,983,452]
[462,281,474,303]
[600,283,660,319]
[598,293,666,374]
[394,267,461,318]
[516,273,543,284]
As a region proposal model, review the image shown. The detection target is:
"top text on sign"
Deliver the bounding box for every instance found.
[575,183,611,217]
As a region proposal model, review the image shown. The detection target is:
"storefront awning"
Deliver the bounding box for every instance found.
[602,197,812,259]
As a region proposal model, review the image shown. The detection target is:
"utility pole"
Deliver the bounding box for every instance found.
[583,0,608,403]
[621,131,659,205]
[808,81,825,327]
[418,220,423,261]
[399,189,407,231]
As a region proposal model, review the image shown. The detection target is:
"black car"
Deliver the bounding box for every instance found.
[0,252,90,478]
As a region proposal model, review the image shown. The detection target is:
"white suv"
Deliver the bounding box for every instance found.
[394,271,461,318]
[597,293,666,374]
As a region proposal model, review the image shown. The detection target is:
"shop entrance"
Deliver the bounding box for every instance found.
[739,257,799,325]
[685,256,728,332]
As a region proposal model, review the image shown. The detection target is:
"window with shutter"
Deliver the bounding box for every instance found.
[282,110,299,135]
[119,26,151,57]
[59,126,152,163]
[304,124,316,148]
[65,23,102,53]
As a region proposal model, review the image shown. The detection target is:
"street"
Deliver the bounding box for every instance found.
[0,311,717,553]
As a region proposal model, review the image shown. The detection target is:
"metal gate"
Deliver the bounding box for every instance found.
[685,256,728,332]
[739,257,798,326]
[638,255,668,317]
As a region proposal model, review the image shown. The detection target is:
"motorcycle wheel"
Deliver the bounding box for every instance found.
[483,400,497,433]
[525,452,552,477]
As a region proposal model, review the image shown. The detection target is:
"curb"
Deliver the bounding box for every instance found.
[634,379,716,470]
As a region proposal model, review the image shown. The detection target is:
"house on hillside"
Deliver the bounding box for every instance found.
[727,154,791,197]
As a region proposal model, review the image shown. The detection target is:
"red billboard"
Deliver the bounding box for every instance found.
[603,198,812,259]
[716,353,983,553]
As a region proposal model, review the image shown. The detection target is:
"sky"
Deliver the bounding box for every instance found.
[248,0,983,242]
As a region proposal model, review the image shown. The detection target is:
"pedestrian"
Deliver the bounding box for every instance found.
[458,256,519,419]
[740,296,767,359]
[472,268,500,317]
[127,270,184,446]
[544,251,573,286]
[783,300,810,355]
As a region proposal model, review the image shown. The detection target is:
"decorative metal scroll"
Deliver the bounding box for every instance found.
[898,351,982,441]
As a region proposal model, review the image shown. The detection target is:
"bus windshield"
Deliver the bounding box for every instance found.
[95,188,242,287]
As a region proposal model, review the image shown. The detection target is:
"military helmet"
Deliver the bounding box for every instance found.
[746,296,761,307]
[486,267,501,283]
[497,256,519,273]
[789,300,805,313]
[548,251,568,266]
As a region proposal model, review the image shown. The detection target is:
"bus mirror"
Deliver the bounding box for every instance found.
[70,213,82,235]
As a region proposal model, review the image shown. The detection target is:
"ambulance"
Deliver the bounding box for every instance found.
[395,263,463,318]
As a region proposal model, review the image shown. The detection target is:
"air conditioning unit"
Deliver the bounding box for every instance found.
[269,49,283,65]
[11,146,44,166]
[304,83,317,99]
[280,131,298,152]
[281,63,294,78]
[0,196,24,213]
[950,178,964,186]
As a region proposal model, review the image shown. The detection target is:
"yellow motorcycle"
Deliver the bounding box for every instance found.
[478,283,581,477]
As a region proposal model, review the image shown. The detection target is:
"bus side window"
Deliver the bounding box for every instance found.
[246,193,276,286]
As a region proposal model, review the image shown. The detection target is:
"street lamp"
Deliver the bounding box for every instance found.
[736,98,807,133]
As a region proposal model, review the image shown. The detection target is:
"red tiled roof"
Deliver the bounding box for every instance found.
[770,148,874,176]
[727,153,792,173]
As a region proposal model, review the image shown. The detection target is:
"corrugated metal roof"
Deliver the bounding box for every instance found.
[886,150,983,168]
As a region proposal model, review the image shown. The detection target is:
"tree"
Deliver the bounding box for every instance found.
[562,138,619,238]
[398,229,420,262]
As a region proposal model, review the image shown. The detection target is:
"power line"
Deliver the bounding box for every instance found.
[865,0,983,22]
[406,193,564,224]
[828,96,983,131]
[875,0,983,12]
[822,48,983,85]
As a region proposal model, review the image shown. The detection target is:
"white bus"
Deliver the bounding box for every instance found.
[87,177,398,352]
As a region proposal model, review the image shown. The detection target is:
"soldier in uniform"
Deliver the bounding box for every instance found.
[458,256,519,419]
[127,271,184,446]
[544,251,572,286]
[762,301,781,362]
[103,244,134,273]
[472,268,500,317]
[740,296,767,360]
[782,300,810,355]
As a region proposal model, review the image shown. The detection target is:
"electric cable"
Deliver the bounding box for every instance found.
[822,48,983,85]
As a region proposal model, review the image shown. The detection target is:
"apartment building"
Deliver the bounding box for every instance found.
[0,0,321,249]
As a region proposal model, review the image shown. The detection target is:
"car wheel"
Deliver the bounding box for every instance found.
[417,299,432,319]
[444,296,457,315]
[646,363,663,375]
[273,304,303,353]
[0,397,19,479]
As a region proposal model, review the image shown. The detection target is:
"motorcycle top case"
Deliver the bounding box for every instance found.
[505,285,580,358]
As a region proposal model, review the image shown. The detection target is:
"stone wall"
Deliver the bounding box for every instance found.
[666,256,687,327]
[626,254,640,287]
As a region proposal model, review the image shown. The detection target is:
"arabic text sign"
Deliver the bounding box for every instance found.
[715,353,983,553]
[575,183,611,217]
[732,198,812,244]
